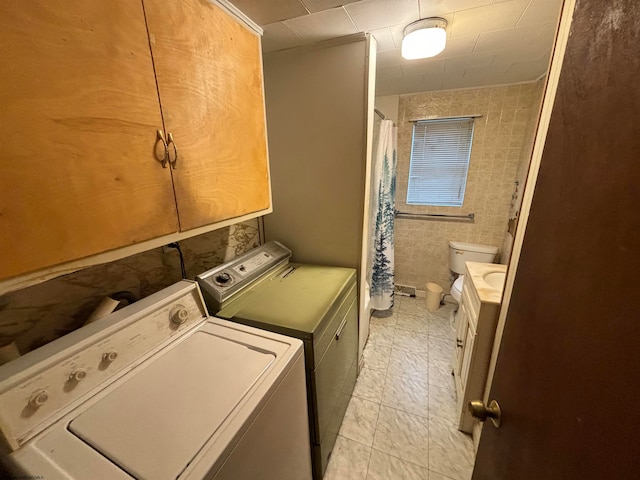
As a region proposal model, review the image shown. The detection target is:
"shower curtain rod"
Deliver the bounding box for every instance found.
[394,210,475,221]
[374,108,396,126]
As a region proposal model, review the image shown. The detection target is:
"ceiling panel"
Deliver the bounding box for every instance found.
[230,0,308,25]
[305,0,361,13]
[369,27,397,52]
[418,0,493,18]
[518,0,564,26]
[285,8,358,42]
[473,24,543,54]
[345,0,420,32]
[261,21,303,53]
[233,0,563,96]
[449,0,530,38]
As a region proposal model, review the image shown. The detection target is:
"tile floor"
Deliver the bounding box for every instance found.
[324,295,475,480]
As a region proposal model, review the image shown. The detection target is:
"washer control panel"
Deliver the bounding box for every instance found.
[0,282,206,449]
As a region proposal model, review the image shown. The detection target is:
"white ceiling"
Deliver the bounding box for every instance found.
[228,0,563,96]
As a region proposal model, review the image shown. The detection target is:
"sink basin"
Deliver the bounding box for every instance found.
[483,271,506,290]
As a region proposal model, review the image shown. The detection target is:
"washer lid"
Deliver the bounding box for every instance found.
[68,329,275,480]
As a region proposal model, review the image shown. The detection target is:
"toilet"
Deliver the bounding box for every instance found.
[448,241,499,302]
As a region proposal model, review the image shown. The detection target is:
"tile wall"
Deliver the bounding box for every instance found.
[0,221,260,356]
[394,79,544,293]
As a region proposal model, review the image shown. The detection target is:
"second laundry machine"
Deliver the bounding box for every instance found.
[196,241,358,479]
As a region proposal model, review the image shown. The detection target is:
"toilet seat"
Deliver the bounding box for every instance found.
[451,275,464,303]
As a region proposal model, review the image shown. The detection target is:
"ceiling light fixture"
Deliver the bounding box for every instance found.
[401,17,448,60]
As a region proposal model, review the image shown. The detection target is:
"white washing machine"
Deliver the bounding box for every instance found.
[0,281,312,480]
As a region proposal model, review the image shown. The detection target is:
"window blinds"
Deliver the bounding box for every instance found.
[406,117,475,206]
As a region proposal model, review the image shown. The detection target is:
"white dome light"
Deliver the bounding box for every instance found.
[401,18,448,60]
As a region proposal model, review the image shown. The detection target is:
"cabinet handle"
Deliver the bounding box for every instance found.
[167,132,178,169]
[456,338,463,348]
[156,130,169,168]
[335,318,348,341]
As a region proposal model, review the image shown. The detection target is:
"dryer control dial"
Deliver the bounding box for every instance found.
[29,390,49,408]
[213,272,233,287]
[170,305,189,326]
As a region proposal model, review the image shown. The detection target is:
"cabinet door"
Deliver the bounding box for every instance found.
[143,0,271,231]
[0,1,177,279]
[460,325,476,392]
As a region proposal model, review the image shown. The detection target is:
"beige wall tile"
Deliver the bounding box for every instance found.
[395,79,545,292]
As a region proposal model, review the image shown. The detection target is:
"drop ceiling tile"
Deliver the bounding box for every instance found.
[393,75,434,95]
[261,22,304,53]
[442,64,510,90]
[345,0,420,32]
[370,27,397,52]
[401,58,445,77]
[450,0,530,38]
[473,24,542,54]
[376,77,395,96]
[530,22,558,52]
[285,8,358,42]
[418,0,493,18]
[377,48,405,68]
[377,65,404,81]
[444,52,496,75]
[438,34,478,58]
[503,57,551,82]
[305,0,361,13]
[491,45,551,67]
[229,0,308,26]
[517,0,563,27]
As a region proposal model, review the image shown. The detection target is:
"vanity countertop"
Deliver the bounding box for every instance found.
[465,261,508,305]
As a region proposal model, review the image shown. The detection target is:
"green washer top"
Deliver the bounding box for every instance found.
[216,264,356,341]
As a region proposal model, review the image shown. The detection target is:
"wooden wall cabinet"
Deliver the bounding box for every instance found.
[0,0,270,282]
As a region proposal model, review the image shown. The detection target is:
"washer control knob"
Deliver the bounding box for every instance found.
[69,368,87,383]
[170,305,189,326]
[102,351,118,363]
[29,390,49,408]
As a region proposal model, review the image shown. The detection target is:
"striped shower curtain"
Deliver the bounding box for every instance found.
[369,119,397,311]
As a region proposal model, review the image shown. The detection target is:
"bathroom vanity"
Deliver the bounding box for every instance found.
[453,261,507,435]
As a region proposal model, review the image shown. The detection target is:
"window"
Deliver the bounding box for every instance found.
[406,117,475,206]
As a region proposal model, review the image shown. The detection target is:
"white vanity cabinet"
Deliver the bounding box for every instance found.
[453,262,506,434]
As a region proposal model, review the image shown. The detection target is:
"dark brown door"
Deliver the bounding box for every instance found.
[473,0,640,478]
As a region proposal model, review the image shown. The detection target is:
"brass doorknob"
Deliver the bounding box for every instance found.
[468,399,501,427]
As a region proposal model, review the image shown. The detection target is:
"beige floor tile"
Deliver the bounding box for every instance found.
[387,348,430,379]
[362,341,392,372]
[393,329,430,354]
[428,383,459,425]
[339,397,380,447]
[395,314,430,335]
[366,449,429,480]
[381,373,429,418]
[324,435,372,480]
[353,367,387,403]
[428,419,475,480]
[372,406,430,468]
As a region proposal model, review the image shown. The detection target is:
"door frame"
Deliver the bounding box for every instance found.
[481,0,577,428]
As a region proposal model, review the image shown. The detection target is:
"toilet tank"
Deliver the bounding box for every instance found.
[448,241,499,274]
